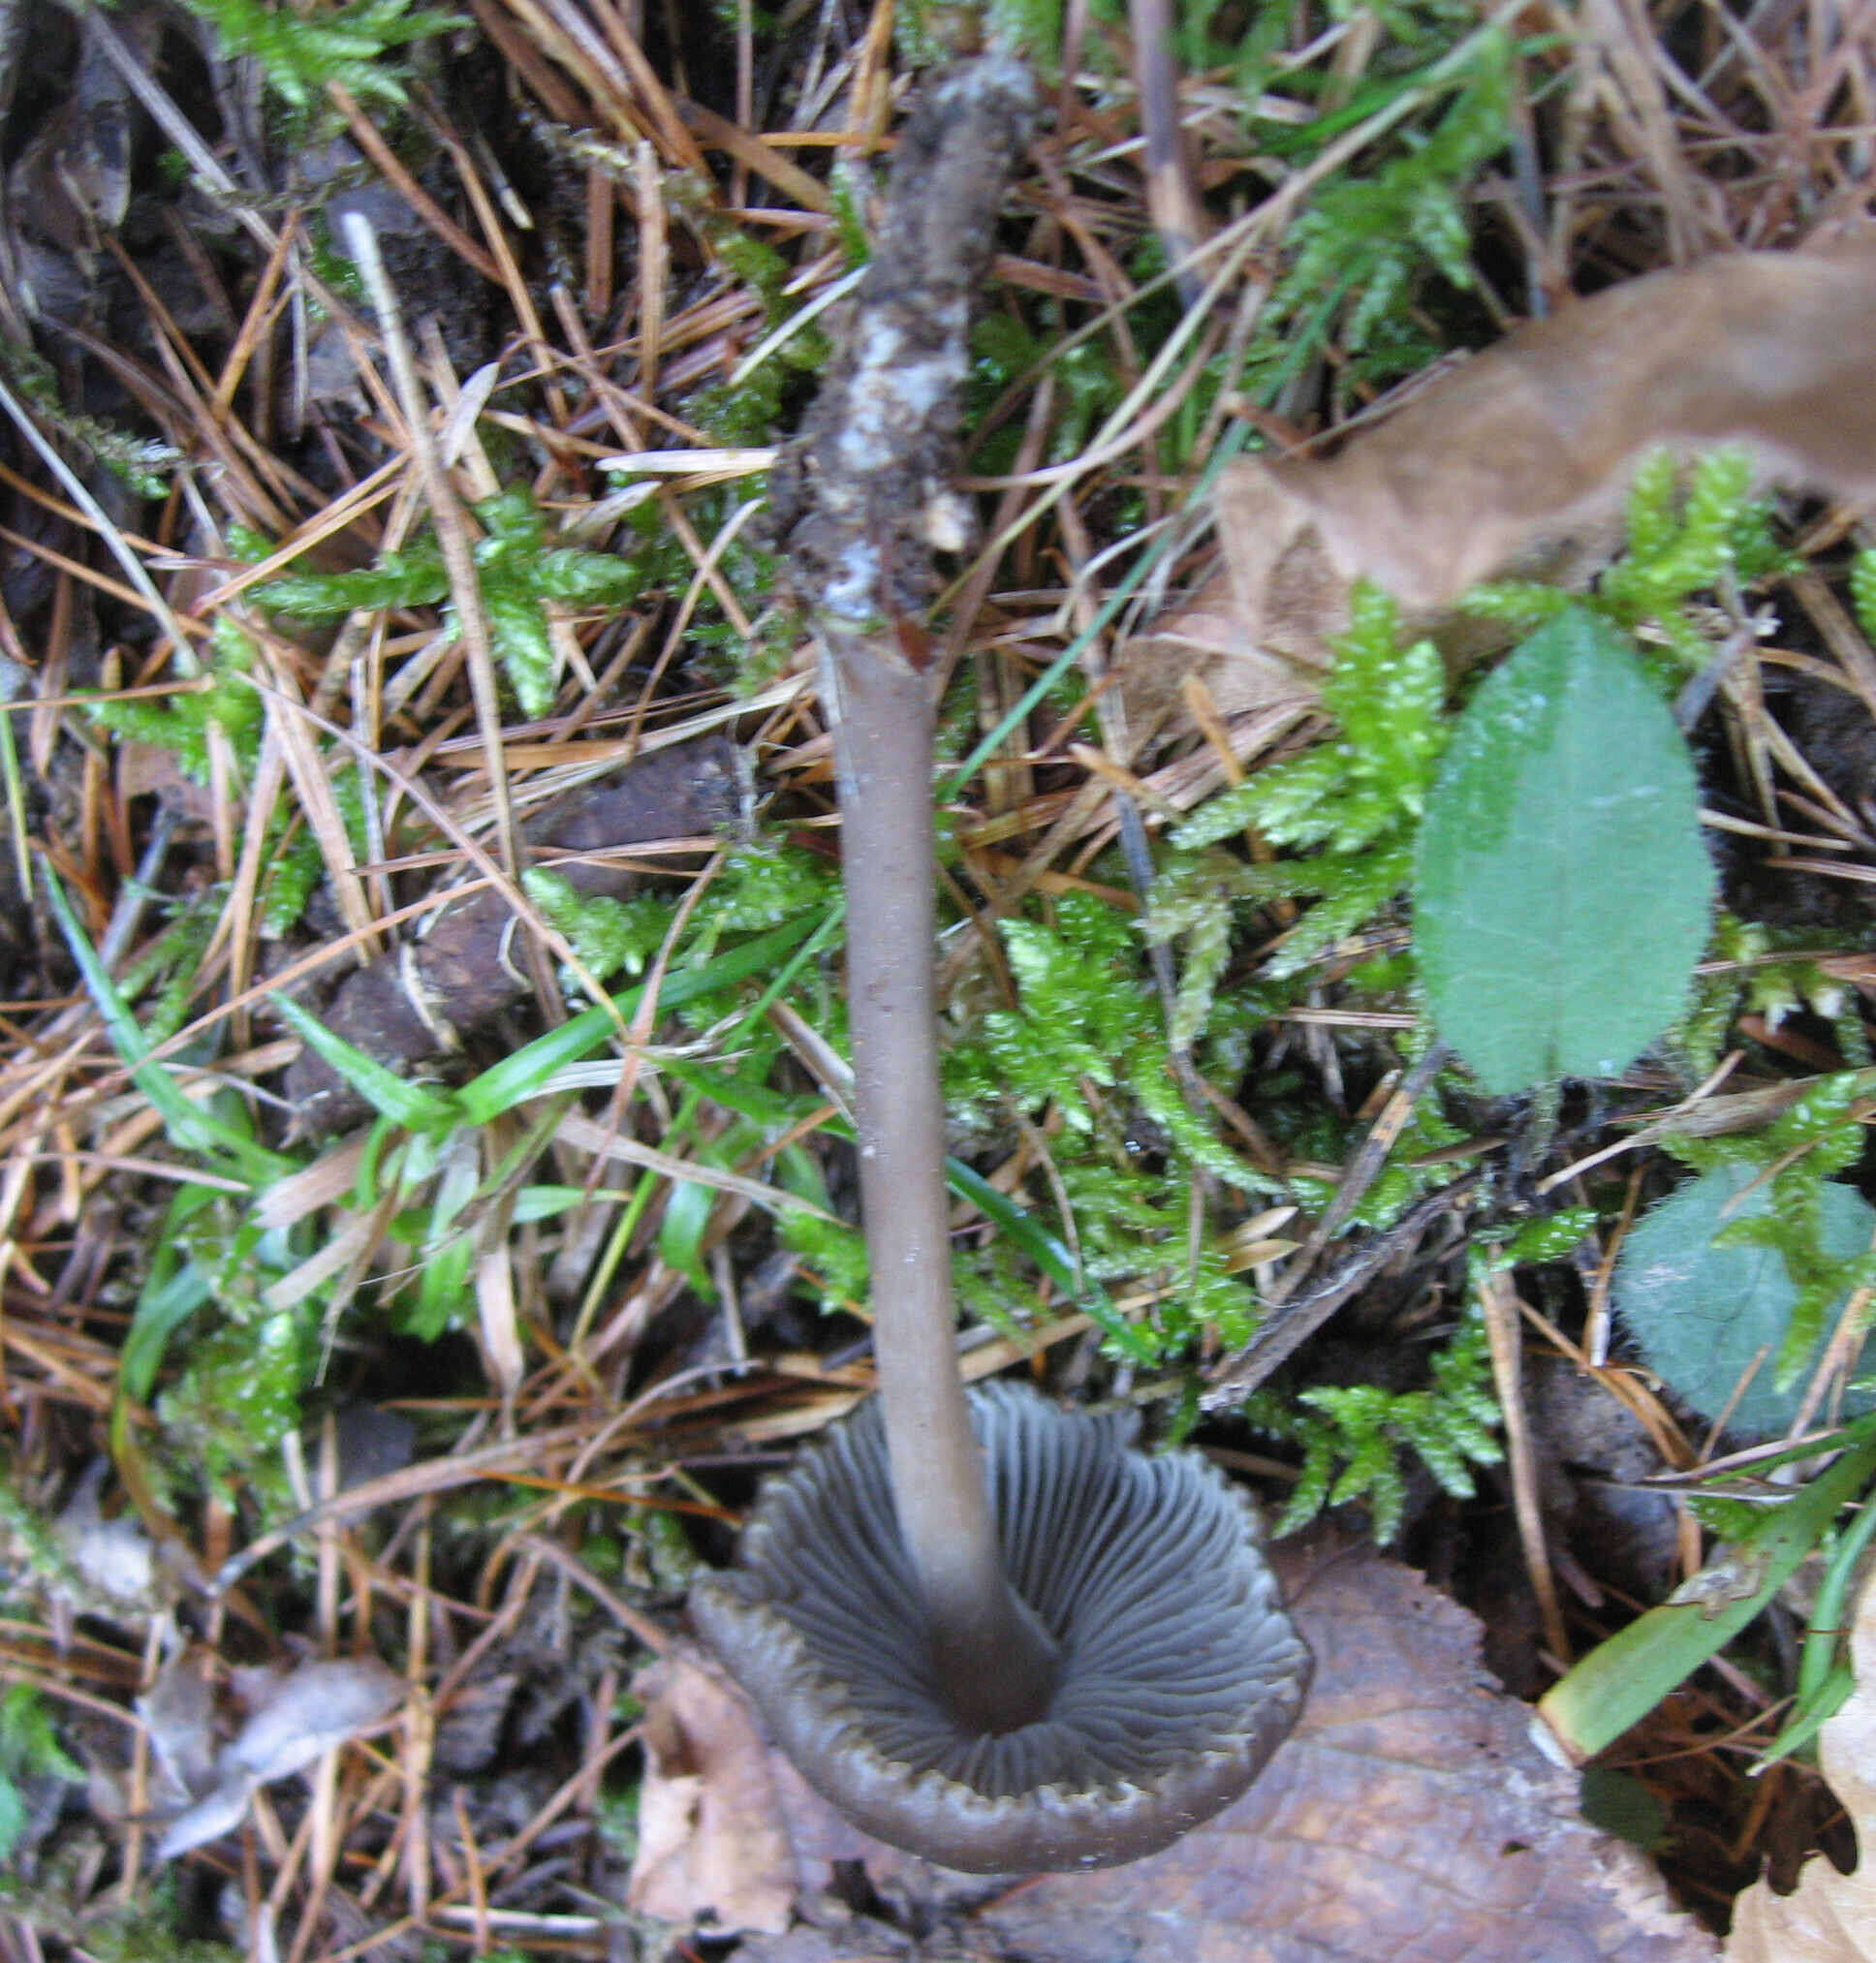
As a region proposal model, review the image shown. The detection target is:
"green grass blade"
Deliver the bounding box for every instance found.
[716,896,846,1044]
[44,864,290,1184]
[1537,1422,1876,1762]
[945,422,1249,798]
[1755,1661,1852,1771]
[454,912,827,1125]
[269,991,463,1134]
[942,1156,1151,1361]
[121,1259,213,1402]
[655,1056,815,1126]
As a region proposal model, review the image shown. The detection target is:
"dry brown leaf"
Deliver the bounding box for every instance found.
[1726,1563,1876,1961]
[1131,235,1876,721]
[626,1650,797,1936]
[729,1533,1719,1963]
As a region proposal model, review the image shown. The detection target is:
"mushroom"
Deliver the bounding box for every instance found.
[691,1383,1313,1871]
[689,52,1311,1872]
[686,499,1313,1876]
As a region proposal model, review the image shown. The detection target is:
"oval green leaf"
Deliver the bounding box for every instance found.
[1413,607,1713,1092]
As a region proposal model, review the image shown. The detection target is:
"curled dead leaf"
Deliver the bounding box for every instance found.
[154,1655,404,1862]
[1128,234,1876,727]
[1268,235,1876,616]
[627,1650,797,1936]
[219,1656,404,1786]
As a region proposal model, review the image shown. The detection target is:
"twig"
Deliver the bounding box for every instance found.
[338,211,524,892]
[1479,1266,1572,1666]
[1266,1040,1453,1309]
[1131,0,1210,309]
[1199,1171,1482,1408]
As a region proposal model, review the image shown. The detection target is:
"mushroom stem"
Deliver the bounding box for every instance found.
[830,639,1060,1733]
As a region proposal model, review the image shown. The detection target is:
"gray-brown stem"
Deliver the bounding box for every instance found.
[829,635,1058,1731]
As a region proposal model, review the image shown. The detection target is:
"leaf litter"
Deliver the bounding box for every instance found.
[0,0,1875,1954]
[148,1654,404,1861]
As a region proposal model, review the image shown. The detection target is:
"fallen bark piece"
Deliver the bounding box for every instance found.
[283,733,744,1134]
[727,1531,1719,1961]
[1131,234,1876,710]
[1726,1562,1876,1961]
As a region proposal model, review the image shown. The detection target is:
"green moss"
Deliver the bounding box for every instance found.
[179,0,463,117]
[1148,582,1446,1042]
[1244,29,1513,392]
[256,545,450,620]
[942,892,1280,1359]
[1464,447,1796,677]
[523,870,674,983]
[88,617,263,782]
[1852,548,1876,645]
[779,1210,870,1316]
[1244,1307,1502,1542]
[133,1200,314,1511]
[685,363,787,449]
[0,1476,78,1601]
[0,1683,81,1861]
[0,343,179,499]
[262,484,667,720]
[0,1870,241,1963]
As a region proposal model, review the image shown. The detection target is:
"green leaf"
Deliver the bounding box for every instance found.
[1413,608,1714,1092]
[1613,1165,1876,1435]
[1579,1767,1669,1852]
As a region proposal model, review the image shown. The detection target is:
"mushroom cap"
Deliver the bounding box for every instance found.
[690,1381,1312,1873]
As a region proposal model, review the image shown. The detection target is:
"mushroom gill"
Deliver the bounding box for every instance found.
[690,1381,1312,1873]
